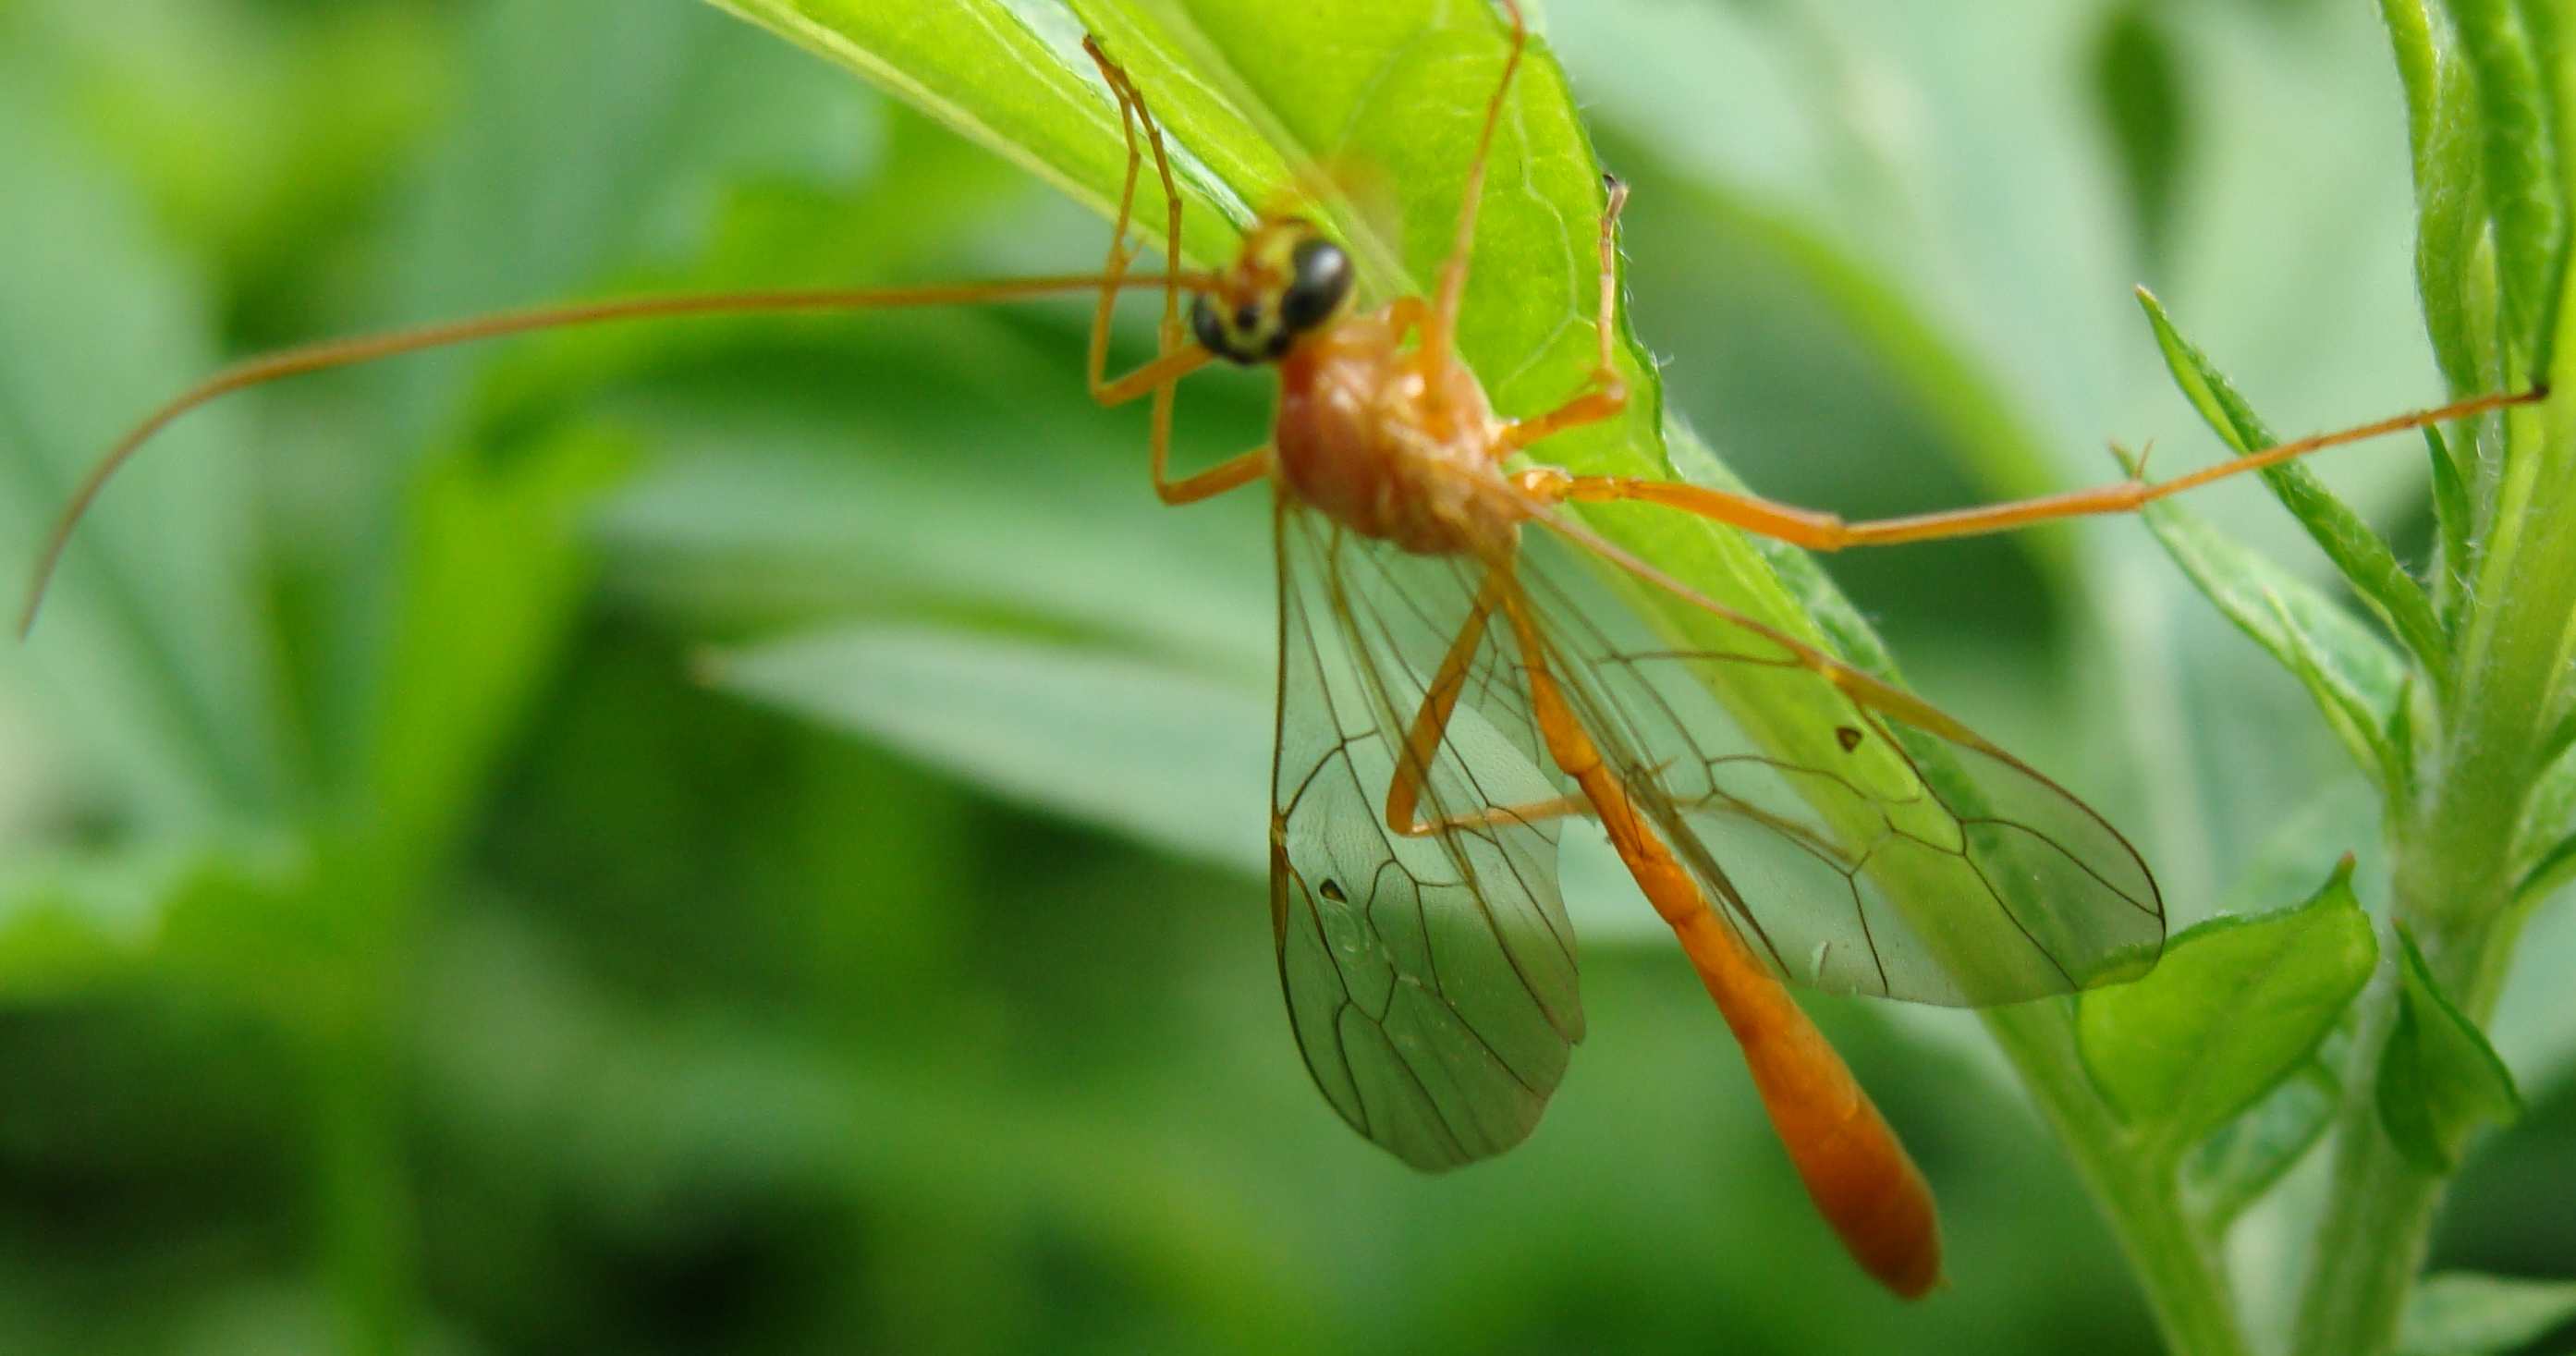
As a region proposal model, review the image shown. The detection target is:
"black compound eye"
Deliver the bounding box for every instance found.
[1279,238,1353,333]
[1190,291,1264,365]
[1189,293,1228,357]
[1189,292,1274,365]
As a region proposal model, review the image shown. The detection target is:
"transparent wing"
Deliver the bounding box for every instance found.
[1269,502,1583,1171]
[1511,515,2164,1007]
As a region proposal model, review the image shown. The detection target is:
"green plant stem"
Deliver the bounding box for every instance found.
[2293,403,2575,1355]
[2284,557,2568,1356]
[308,840,437,1356]
[311,1019,417,1356]
[2288,904,2518,1354]
[1984,1003,2252,1356]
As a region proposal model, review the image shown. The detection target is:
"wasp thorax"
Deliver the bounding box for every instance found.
[1192,226,1353,365]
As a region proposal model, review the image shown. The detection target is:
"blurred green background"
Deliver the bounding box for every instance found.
[1,0,2570,1351]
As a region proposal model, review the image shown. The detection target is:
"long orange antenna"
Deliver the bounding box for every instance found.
[18,270,1215,636]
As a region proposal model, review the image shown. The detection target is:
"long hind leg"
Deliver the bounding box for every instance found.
[1518,389,2543,549]
[1498,175,1632,455]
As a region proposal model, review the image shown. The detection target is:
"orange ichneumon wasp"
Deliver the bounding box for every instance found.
[15,0,2545,1301]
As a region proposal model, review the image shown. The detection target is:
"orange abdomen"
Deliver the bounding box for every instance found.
[1503,589,1943,1299]
[1671,906,1943,1299]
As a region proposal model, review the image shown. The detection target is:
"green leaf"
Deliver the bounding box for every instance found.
[701,0,2136,1008]
[2520,0,2576,389]
[689,2,1743,780]
[2387,672,2424,804]
[1630,169,2082,588]
[597,370,1276,680]
[1084,0,1654,458]
[2079,858,2378,1155]
[0,58,289,820]
[2382,0,2440,175]
[351,427,629,886]
[0,836,369,1029]
[709,0,1657,470]
[707,0,1728,642]
[2260,589,2402,788]
[2090,4,2189,264]
[2413,50,2509,398]
[2514,734,2576,900]
[2179,1056,2339,1233]
[2424,424,2475,629]
[2398,1272,2576,1356]
[306,0,812,736]
[2118,449,2408,786]
[702,0,1288,275]
[2516,832,2576,906]
[0,843,287,997]
[2377,923,2523,1172]
[2438,0,2565,373]
[708,625,1272,873]
[2135,286,2452,676]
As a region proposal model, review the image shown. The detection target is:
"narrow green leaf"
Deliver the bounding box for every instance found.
[2136,287,2452,674]
[2516,832,2576,905]
[2543,704,2576,770]
[2378,924,2523,1172]
[2119,448,2408,786]
[3,837,385,1035]
[2387,672,2423,801]
[1642,176,2081,589]
[2381,0,2441,176]
[705,0,1248,268]
[0,843,291,998]
[2079,859,2378,1155]
[354,428,629,885]
[2399,1272,2576,1355]
[2414,51,2509,399]
[0,70,290,820]
[2440,0,2566,372]
[2179,1057,2339,1233]
[2260,589,2400,786]
[709,625,1272,873]
[2515,733,2576,898]
[598,383,1276,679]
[2424,424,2475,629]
[2090,4,2189,264]
[2518,0,2576,393]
